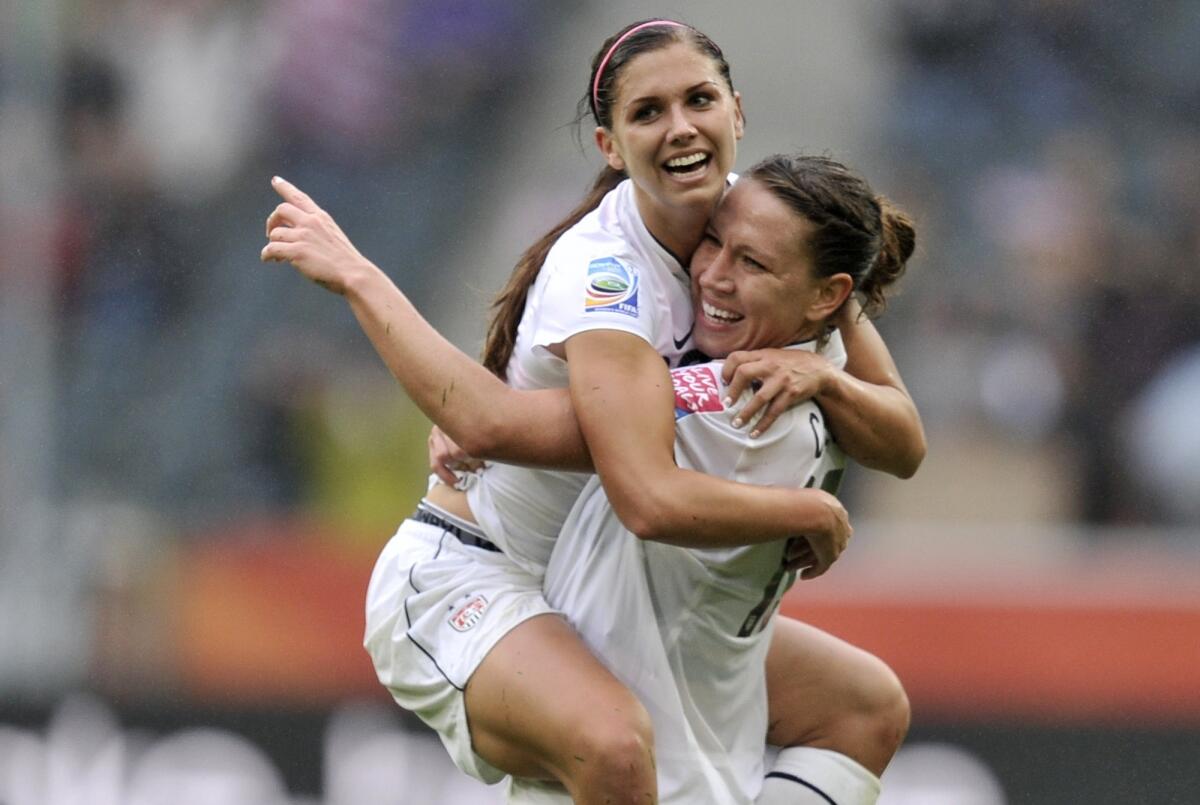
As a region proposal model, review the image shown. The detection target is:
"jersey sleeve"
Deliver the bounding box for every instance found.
[528,239,661,354]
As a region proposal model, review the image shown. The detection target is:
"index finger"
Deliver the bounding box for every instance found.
[723,357,767,407]
[271,175,320,214]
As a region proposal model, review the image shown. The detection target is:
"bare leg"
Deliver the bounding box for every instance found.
[765,616,910,776]
[465,613,657,804]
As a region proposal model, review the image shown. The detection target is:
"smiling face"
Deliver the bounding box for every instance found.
[595,41,744,250]
[690,178,851,358]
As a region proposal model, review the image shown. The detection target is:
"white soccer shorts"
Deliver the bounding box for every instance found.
[364,507,559,784]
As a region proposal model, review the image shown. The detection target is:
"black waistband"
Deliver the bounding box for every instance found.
[412,506,500,552]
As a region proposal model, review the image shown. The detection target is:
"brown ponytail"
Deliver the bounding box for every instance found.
[746,154,916,321]
[480,166,625,378]
[860,196,916,317]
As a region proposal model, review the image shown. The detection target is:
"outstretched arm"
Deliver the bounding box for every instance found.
[721,300,925,478]
[261,177,590,469]
[565,329,851,579]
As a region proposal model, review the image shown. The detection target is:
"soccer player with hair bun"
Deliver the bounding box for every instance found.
[263,19,923,804]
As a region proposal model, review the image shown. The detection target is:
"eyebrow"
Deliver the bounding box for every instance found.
[623,80,720,112]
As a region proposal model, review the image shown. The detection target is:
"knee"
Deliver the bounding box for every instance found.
[862,660,910,757]
[800,654,910,774]
[566,696,656,789]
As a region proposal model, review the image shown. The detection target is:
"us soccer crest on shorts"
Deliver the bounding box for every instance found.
[585,257,639,317]
[448,594,489,632]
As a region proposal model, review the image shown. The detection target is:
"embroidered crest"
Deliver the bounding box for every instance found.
[448,594,489,632]
[585,257,639,317]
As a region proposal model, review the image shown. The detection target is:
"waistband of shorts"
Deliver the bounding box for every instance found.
[412,500,500,553]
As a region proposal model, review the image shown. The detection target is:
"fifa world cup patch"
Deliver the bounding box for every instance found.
[448,594,489,632]
[585,257,639,317]
[672,365,725,419]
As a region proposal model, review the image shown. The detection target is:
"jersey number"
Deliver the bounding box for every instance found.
[737,467,844,638]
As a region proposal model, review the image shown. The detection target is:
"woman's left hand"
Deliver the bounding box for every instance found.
[428,425,484,486]
[721,349,833,437]
[261,176,373,294]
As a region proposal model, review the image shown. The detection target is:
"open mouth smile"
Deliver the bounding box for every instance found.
[664,152,711,178]
[701,299,742,324]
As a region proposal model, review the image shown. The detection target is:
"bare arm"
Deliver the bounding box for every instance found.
[261,177,590,469]
[565,329,850,578]
[343,267,591,469]
[722,299,926,478]
[822,305,925,477]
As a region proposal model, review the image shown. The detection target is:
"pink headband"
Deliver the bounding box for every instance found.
[592,19,686,114]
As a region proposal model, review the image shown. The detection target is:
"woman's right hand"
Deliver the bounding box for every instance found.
[261,176,375,294]
[792,489,852,580]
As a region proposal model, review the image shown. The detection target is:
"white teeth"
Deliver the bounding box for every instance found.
[702,300,741,321]
[666,153,708,168]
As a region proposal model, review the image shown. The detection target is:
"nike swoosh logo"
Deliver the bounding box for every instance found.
[673,324,694,350]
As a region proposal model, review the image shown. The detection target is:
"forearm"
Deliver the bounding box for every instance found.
[821,310,926,477]
[817,370,924,477]
[616,466,841,549]
[343,264,591,469]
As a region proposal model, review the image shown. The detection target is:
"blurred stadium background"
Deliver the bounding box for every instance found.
[2,0,1198,802]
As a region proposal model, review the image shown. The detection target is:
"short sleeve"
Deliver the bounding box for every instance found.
[529,246,660,354]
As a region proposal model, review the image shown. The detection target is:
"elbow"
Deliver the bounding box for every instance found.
[891,431,927,480]
[609,485,680,543]
[450,414,509,461]
[619,505,671,543]
[448,386,534,460]
[883,402,927,479]
[627,516,671,543]
[858,429,925,479]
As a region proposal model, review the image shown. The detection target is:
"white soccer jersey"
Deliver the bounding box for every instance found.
[523,335,848,805]
[466,176,706,577]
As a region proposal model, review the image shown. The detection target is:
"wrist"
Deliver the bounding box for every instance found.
[813,361,839,399]
[341,257,387,300]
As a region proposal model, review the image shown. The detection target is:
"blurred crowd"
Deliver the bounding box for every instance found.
[41,0,558,536]
[876,0,1200,526]
[1,3,1195,799]
[13,0,1200,546]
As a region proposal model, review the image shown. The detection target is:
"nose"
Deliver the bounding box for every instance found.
[697,247,735,294]
[665,103,698,143]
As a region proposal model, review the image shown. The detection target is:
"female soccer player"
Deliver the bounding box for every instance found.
[511,153,917,804]
[262,19,921,804]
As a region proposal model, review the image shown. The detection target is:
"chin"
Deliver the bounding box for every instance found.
[694,335,730,359]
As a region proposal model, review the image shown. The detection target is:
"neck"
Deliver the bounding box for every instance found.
[634,191,717,264]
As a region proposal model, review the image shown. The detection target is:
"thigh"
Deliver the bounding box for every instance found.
[765,615,906,771]
[465,612,651,783]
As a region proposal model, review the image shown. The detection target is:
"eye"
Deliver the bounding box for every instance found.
[742,254,768,272]
[689,91,715,108]
[632,103,660,122]
[701,228,721,246]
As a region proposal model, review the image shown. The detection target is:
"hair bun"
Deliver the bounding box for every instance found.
[860,196,915,316]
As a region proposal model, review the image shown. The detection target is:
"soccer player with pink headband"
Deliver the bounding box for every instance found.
[263,19,923,804]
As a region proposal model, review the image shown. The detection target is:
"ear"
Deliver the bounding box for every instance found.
[732,91,745,141]
[807,273,854,323]
[594,126,626,172]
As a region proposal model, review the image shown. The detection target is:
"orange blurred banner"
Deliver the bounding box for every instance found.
[169,524,1200,724]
